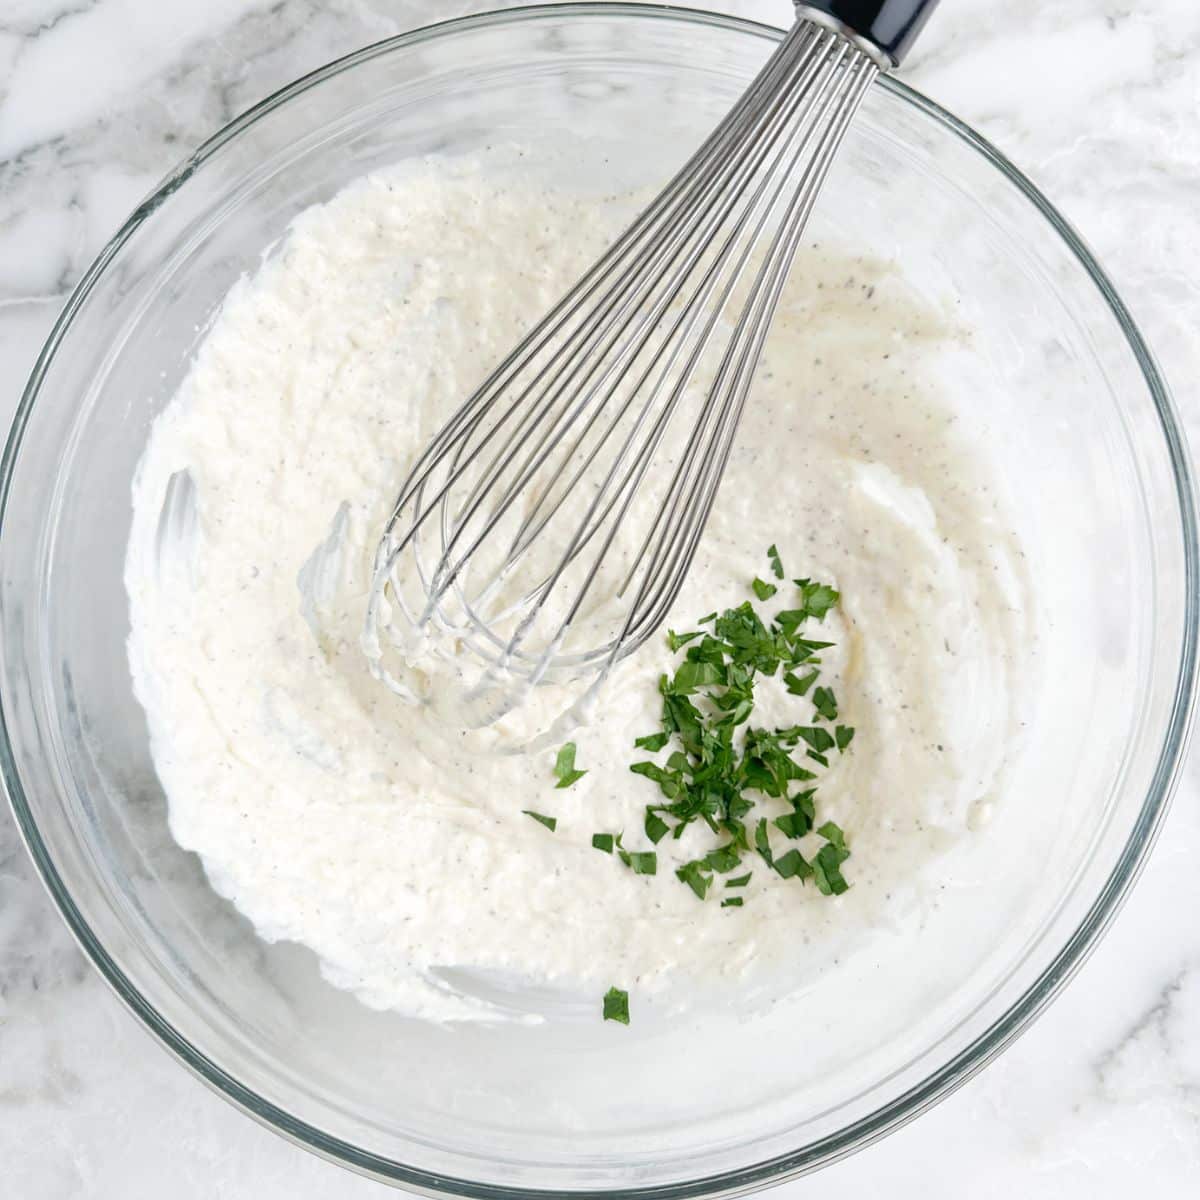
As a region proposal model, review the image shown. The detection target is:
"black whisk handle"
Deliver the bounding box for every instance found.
[795,0,940,66]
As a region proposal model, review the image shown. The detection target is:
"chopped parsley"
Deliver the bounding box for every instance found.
[772,848,812,881]
[773,788,815,839]
[553,742,587,788]
[620,849,657,875]
[603,986,630,1025]
[644,810,670,844]
[813,841,850,895]
[599,833,655,875]
[704,843,742,873]
[784,668,819,696]
[522,810,557,832]
[624,549,855,908]
[812,687,838,722]
[676,859,713,900]
[634,731,671,752]
[565,547,859,1025]
[792,579,840,621]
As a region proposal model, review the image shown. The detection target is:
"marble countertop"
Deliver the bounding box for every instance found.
[2,1,1199,1195]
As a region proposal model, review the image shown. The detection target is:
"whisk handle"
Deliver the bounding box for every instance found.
[795,0,940,66]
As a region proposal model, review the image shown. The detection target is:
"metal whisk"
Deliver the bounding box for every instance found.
[365,1,938,729]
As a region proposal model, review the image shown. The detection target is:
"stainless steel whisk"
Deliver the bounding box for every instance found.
[365,1,938,728]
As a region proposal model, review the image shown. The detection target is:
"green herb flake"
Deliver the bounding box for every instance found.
[676,860,713,900]
[644,810,670,845]
[793,578,841,621]
[603,987,630,1025]
[774,789,817,840]
[773,848,813,882]
[721,897,744,908]
[797,726,836,754]
[523,810,557,832]
[752,577,778,602]
[812,687,839,722]
[704,842,742,873]
[667,629,702,652]
[667,660,725,695]
[818,821,848,853]
[630,760,683,801]
[784,668,820,696]
[592,833,614,854]
[767,544,785,580]
[618,849,657,876]
[835,725,856,751]
[634,731,671,753]
[774,811,811,839]
[553,742,588,788]
[754,818,775,867]
[813,843,850,895]
[726,873,752,888]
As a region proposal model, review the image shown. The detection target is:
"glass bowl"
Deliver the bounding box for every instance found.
[2,3,1196,1194]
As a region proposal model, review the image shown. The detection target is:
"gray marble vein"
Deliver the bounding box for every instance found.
[2,1,1199,1196]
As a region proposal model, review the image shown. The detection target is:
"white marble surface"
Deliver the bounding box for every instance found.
[2,0,1199,1195]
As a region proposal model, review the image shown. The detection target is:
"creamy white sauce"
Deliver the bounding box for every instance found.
[126,156,1030,1023]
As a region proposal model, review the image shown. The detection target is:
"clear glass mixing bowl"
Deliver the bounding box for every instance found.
[2,4,1196,1194]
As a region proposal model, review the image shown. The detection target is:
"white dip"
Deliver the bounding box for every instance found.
[126,156,1029,1022]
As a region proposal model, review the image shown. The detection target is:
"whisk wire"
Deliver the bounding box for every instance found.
[504,26,849,566]
[365,17,882,723]
[378,22,824,555]
[409,23,839,596]
[618,53,880,648]
[610,43,874,603]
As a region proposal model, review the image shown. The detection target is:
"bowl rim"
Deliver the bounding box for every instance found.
[2,3,1197,1195]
